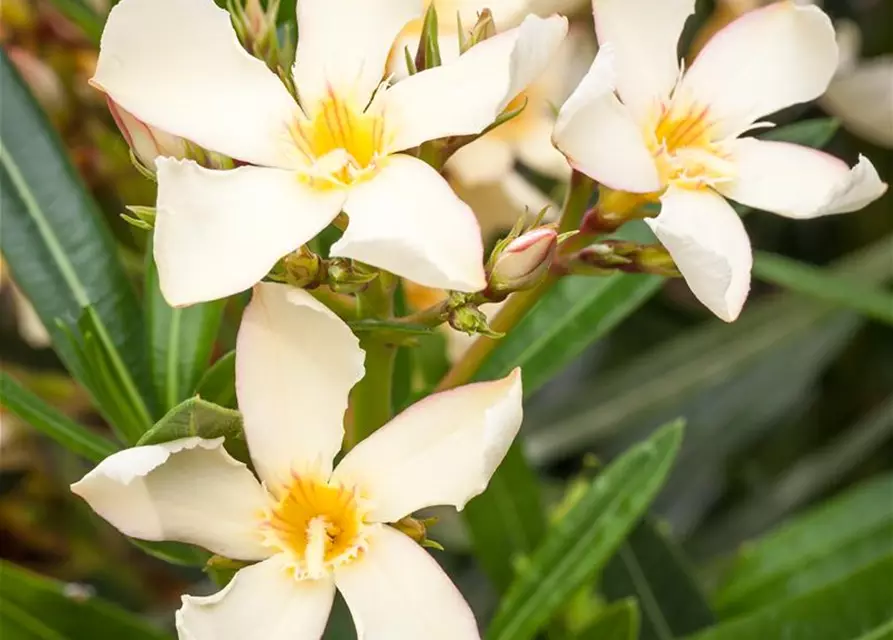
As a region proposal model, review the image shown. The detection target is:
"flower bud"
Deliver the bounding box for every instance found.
[326,258,379,294]
[283,247,322,289]
[106,98,188,172]
[488,227,558,295]
[449,303,503,338]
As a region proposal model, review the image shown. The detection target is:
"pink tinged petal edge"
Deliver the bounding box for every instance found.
[591,0,696,120]
[332,154,487,292]
[716,139,888,219]
[383,15,569,153]
[153,159,345,307]
[552,45,662,192]
[92,0,299,168]
[649,186,753,322]
[331,369,523,524]
[681,2,838,138]
[236,283,365,488]
[177,555,335,640]
[70,437,272,561]
[334,526,481,640]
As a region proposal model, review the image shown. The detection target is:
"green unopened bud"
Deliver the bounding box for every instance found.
[487,227,557,297]
[460,9,496,54]
[326,258,379,294]
[393,516,444,550]
[283,247,322,288]
[634,245,680,276]
[572,241,679,277]
[449,303,504,338]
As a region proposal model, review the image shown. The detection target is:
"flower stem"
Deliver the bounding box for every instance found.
[346,336,396,448]
[436,172,595,391]
[345,274,397,448]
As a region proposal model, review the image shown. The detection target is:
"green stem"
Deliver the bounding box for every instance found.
[437,172,596,391]
[345,273,397,448]
[347,338,396,449]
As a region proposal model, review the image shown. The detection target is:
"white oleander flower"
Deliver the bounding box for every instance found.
[71,282,524,640]
[553,0,887,321]
[94,0,567,306]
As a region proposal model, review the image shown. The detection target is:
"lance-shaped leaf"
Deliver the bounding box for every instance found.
[486,421,684,640]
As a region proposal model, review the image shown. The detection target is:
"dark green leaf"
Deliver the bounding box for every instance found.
[465,222,663,592]
[132,540,210,567]
[0,560,170,640]
[714,473,893,617]
[195,351,237,409]
[137,396,242,443]
[486,422,684,640]
[0,372,118,462]
[757,118,839,148]
[753,251,893,326]
[146,247,226,412]
[688,555,893,640]
[602,519,714,640]
[0,51,154,433]
[531,236,893,462]
[575,599,641,640]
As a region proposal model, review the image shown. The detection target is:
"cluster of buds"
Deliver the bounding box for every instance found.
[272,248,379,294]
[570,240,680,277]
[228,0,294,76]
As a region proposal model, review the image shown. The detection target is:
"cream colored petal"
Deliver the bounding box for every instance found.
[177,555,334,640]
[93,0,298,167]
[717,139,888,218]
[70,438,271,560]
[332,369,522,523]
[334,526,480,640]
[592,0,695,120]
[236,284,365,488]
[648,186,752,322]
[553,46,662,192]
[384,15,568,152]
[293,0,419,109]
[822,56,893,148]
[446,136,516,186]
[681,2,837,138]
[153,160,345,307]
[333,154,487,292]
[513,116,571,179]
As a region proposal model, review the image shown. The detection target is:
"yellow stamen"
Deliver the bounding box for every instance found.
[262,473,367,579]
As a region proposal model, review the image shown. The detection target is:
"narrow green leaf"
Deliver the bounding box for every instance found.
[0,51,154,428]
[757,118,839,148]
[146,248,226,412]
[486,421,685,640]
[688,555,893,640]
[602,519,715,640]
[575,599,641,640]
[0,560,171,640]
[195,351,237,409]
[0,372,118,462]
[532,236,893,462]
[753,251,893,326]
[132,540,210,567]
[714,473,893,617]
[348,319,434,335]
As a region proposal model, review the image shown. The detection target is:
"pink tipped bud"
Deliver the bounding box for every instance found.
[488,227,558,295]
[106,98,188,171]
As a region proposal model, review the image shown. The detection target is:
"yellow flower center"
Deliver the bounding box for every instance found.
[289,92,392,189]
[646,96,734,189]
[262,474,368,579]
